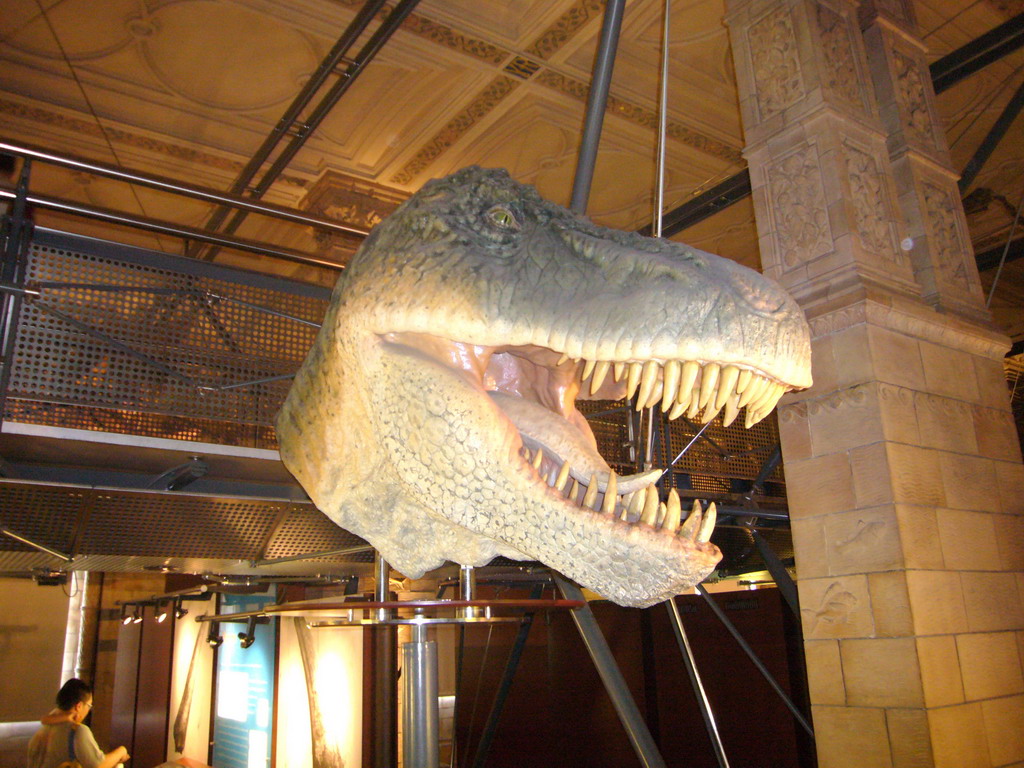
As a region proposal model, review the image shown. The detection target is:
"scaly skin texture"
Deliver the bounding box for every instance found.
[277,167,812,607]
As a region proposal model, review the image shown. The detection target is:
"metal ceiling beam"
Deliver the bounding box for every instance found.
[199,0,421,259]
[0,188,342,269]
[638,170,752,238]
[975,236,1024,272]
[930,11,1024,95]
[958,77,1024,192]
[197,0,389,241]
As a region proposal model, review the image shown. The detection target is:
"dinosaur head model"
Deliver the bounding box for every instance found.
[277,167,811,607]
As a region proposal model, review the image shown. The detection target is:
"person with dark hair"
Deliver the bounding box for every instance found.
[27,678,130,768]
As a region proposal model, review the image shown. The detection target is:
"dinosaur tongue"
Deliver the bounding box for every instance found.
[488,391,661,493]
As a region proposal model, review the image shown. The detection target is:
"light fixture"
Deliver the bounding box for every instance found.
[155,600,168,623]
[173,598,188,620]
[206,622,223,648]
[238,616,257,649]
[119,604,133,625]
[131,607,143,624]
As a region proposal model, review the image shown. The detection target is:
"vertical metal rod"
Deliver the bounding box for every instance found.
[569,0,627,215]
[665,597,730,768]
[653,0,671,240]
[371,550,397,768]
[403,622,440,768]
[470,583,544,768]
[375,551,391,622]
[554,574,667,768]
[696,585,814,738]
[0,157,32,431]
[460,564,479,619]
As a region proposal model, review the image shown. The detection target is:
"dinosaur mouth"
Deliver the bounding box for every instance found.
[382,331,793,551]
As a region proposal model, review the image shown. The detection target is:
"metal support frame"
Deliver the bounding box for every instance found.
[403,622,440,768]
[0,158,34,431]
[696,585,814,738]
[959,77,1024,192]
[0,187,340,269]
[665,597,730,768]
[470,583,544,768]
[0,524,72,561]
[372,552,398,768]
[569,0,626,215]
[930,11,1024,95]
[199,0,421,260]
[0,140,367,237]
[554,574,667,768]
[638,170,752,238]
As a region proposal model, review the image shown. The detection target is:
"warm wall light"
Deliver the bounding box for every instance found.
[120,604,133,625]
[206,621,223,647]
[238,616,257,649]
[155,601,169,623]
[173,598,188,619]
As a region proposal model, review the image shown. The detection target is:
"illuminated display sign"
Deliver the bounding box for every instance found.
[211,591,277,768]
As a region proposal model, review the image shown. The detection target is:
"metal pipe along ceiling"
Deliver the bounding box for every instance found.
[196,0,421,260]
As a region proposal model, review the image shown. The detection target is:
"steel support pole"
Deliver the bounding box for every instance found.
[748,527,800,616]
[403,622,440,768]
[696,585,814,738]
[554,574,667,768]
[471,583,544,768]
[372,552,397,768]
[0,158,33,432]
[665,597,730,768]
[569,0,626,215]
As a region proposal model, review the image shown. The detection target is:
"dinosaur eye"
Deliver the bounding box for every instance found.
[487,205,519,231]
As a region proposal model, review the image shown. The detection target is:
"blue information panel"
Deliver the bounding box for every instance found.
[211,591,277,768]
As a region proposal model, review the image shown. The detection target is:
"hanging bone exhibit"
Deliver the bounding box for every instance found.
[276,167,812,608]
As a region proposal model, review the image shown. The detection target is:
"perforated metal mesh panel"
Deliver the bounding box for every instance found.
[0,482,86,552]
[79,492,283,559]
[579,399,787,502]
[0,482,371,565]
[263,508,373,561]
[5,238,327,449]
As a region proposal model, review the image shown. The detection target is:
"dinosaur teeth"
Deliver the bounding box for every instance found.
[640,485,659,526]
[663,489,682,532]
[554,460,570,491]
[697,502,717,543]
[601,469,617,514]
[535,455,713,541]
[680,499,702,540]
[571,355,788,428]
[635,360,660,411]
[590,360,610,394]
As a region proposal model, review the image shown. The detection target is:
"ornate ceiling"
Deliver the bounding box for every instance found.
[0,0,1022,341]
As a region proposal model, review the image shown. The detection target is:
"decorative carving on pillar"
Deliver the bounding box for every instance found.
[892,48,937,150]
[767,147,833,268]
[748,7,805,120]
[816,4,865,112]
[801,581,859,636]
[842,140,901,263]
[921,180,975,293]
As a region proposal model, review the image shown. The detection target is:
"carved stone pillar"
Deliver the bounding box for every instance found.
[858,0,988,320]
[726,0,1024,766]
